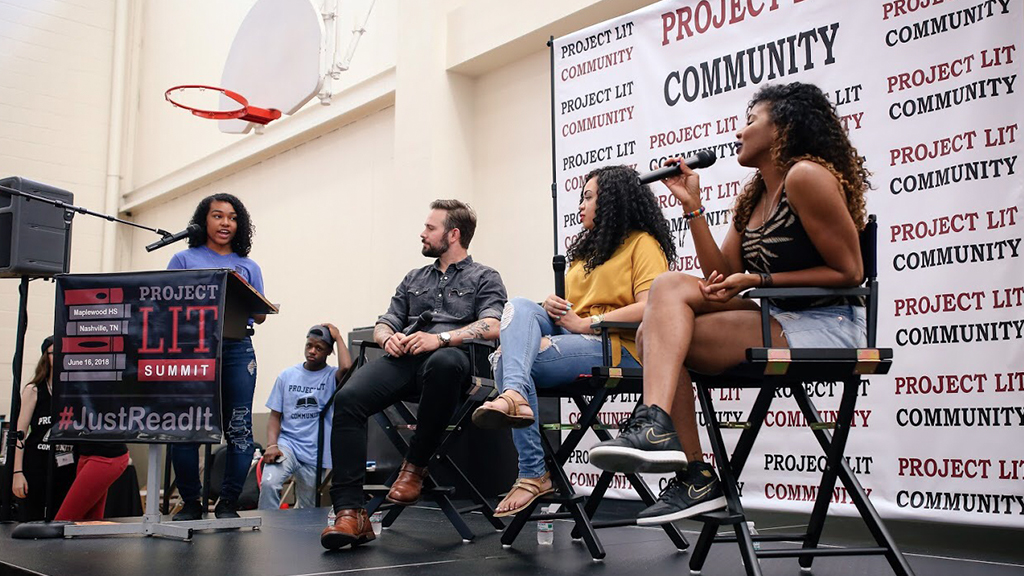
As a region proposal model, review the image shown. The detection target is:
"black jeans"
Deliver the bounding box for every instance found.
[329,347,470,510]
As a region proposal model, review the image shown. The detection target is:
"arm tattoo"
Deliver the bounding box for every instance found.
[454,319,494,340]
[374,323,396,346]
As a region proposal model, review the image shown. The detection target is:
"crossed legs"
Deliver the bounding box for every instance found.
[474,297,640,515]
[639,272,786,460]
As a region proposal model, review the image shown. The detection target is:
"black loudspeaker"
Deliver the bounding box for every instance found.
[0,177,74,278]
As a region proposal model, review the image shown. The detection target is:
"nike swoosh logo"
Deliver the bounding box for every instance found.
[645,428,676,444]
[689,481,714,499]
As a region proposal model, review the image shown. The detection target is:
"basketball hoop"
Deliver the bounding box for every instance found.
[164,85,282,125]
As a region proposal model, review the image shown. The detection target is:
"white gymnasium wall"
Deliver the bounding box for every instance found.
[470,49,555,299]
[0,0,117,418]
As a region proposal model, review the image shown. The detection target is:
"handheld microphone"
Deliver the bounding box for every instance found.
[146,224,200,252]
[638,149,717,185]
[403,310,435,335]
[552,255,566,299]
[386,310,435,357]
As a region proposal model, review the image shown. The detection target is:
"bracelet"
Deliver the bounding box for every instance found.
[267,444,278,449]
[683,205,706,220]
[590,314,604,333]
[759,272,774,287]
[13,471,24,475]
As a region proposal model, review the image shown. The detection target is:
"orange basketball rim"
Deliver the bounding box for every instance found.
[164,84,282,125]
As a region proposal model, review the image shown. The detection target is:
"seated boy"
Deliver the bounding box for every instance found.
[259,324,351,509]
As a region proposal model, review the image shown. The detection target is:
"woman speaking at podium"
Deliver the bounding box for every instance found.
[166,193,266,520]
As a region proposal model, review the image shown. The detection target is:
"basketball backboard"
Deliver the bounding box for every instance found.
[218,0,326,134]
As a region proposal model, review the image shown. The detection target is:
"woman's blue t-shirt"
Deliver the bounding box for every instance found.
[167,245,265,296]
[167,246,266,326]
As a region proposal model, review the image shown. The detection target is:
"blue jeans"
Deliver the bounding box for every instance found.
[494,298,639,478]
[258,443,321,509]
[172,337,257,502]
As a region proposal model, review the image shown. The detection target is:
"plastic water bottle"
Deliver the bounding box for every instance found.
[537,506,554,545]
[746,521,761,550]
[327,507,336,527]
[370,511,384,535]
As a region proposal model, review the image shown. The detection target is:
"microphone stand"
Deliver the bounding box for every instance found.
[0,183,172,523]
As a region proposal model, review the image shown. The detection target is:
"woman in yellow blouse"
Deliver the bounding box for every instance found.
[472,165,677,517]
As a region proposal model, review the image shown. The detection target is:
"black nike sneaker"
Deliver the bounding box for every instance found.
[636,461,726,525]
[589,404,688,474]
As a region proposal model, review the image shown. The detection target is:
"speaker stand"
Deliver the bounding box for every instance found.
[0,183,181,523]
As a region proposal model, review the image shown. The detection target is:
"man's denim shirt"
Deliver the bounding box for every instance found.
[377,256,507,335]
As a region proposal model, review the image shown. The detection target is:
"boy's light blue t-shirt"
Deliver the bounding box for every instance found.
[266,363,338,468]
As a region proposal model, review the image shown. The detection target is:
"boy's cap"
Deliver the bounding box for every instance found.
[307,325,334,348]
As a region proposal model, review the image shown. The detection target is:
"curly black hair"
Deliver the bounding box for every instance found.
[733,82,870,232]
[187,193,255,257]
[566,165,677,273]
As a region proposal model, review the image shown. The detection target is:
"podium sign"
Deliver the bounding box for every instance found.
[50,269,250,444]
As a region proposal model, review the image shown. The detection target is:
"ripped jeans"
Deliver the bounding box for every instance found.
[171,337,257,503]
[494,298,639,478]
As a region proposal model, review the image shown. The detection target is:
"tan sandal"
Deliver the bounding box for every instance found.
[472,391,535,429]
[494,474,553,518]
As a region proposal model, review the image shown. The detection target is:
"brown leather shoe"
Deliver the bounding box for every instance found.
[386,460,428,505]
[320,508,375,550]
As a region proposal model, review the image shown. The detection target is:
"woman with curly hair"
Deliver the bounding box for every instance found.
[589,82,870,524]
[472,165,676,516]
[167,193,267,520]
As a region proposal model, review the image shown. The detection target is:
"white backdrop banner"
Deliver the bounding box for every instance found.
[551,0,1023,527]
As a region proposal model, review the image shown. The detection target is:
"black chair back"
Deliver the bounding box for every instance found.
[861,214,879,347]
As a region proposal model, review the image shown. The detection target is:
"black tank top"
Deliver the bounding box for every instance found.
[24,384,75,456]
[741,189,860,310]
[23,383,76,473]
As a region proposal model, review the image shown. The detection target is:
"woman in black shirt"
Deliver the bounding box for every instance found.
[10,336,77,521]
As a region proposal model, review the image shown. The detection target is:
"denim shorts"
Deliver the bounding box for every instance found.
[768,304,867,348]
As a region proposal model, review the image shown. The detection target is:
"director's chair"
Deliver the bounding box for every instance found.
[687,215,914,576]
[333,338,505,541]
[497,324,690,560]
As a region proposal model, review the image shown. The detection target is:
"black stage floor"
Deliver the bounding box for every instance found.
[2,502,1022,576]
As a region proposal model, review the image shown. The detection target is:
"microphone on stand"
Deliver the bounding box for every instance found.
[145,224,200,252]
[638,150,717,185]
[552,255,566,299]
